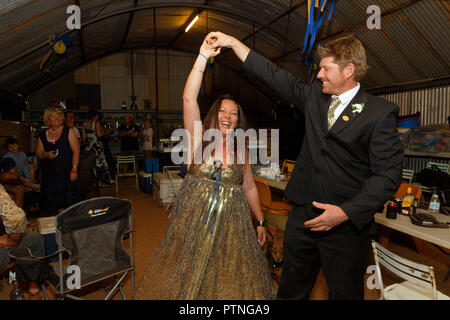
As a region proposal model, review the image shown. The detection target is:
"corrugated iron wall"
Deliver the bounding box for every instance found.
[378,85,450,126]
[30,49,196,127]
[29,73,75,106]
[403,156,448,175]
[86,49,195,113]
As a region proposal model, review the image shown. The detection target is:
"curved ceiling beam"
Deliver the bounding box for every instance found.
[0,3,298,71]
[273,0,422,62]
[119,0,139,50]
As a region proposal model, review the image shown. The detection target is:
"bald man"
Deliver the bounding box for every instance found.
[118,114,140,152]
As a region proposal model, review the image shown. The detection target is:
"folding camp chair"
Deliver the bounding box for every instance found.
[10,197,135,300]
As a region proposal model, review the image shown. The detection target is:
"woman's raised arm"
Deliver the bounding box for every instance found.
[183,38,221,159]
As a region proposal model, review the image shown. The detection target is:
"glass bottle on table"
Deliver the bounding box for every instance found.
[409,198,418,216]
[428,188,440,214]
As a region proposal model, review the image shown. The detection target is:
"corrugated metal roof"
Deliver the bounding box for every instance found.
[0,0,448,97]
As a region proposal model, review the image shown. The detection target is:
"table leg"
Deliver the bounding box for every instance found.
[377,225,392,248]
[412,237,424,254]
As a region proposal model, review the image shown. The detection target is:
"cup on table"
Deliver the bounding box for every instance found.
[386,202,398,219]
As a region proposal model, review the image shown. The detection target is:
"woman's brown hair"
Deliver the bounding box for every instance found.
[191,94,248,168]
[203,94,248,132]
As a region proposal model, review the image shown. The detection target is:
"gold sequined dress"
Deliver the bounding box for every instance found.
[134,161,276,299]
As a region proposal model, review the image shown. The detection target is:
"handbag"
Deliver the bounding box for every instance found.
[416,165,448,188]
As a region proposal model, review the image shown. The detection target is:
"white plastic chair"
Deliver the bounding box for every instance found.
[371,240,450,300]
[116,155,139,196]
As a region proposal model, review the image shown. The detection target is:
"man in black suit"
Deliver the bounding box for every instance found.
[207,32,403,299]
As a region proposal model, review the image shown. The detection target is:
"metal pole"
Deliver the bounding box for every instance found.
[154,8,160,144]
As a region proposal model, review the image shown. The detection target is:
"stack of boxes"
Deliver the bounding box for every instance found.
[38,216,58,261]
[152,172,184,206]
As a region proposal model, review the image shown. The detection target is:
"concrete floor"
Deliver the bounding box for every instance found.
[1,178,449,300]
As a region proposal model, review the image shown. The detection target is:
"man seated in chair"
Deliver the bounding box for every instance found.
[0,183,45,294]
[0,157,26,208]
[4,137,40,192]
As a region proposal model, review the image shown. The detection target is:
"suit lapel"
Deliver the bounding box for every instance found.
[329,88,369,135]
[319,93,332,133]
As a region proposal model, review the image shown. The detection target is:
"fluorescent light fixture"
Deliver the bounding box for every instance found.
[185,15,199,32]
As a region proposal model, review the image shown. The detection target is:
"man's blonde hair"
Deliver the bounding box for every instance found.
[317,36,368,82]
[43,107,65,125]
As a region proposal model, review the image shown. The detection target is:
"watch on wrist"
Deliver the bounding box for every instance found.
[256,220,265,227]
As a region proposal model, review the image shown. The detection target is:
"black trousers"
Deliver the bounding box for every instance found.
[277,204,373,300]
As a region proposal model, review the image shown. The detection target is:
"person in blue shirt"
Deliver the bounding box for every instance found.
[4,136,40,191]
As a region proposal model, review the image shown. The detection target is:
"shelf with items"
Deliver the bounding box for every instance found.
[24,109,182,125]
[25,108,184,152]
[404,150,450,159]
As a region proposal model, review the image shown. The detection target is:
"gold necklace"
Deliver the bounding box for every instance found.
[48,126,63,143]
[49,126,63,133]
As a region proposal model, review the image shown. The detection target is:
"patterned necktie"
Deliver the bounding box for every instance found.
[327,96,341,130]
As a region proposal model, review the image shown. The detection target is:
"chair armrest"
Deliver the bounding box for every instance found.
[262,205,290,216]
[271,201,293,211]
[8,247,64,262]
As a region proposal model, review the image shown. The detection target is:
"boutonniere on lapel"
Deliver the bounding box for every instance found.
[351,103,365,117]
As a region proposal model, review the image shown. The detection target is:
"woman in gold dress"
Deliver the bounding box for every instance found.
[134,39,275,300]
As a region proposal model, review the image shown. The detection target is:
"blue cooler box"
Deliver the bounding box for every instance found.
[144,158,159,173]
[139,171,152,194]
[38,216,58,262]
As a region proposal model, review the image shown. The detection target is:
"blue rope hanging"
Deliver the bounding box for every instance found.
[303,0,336,83]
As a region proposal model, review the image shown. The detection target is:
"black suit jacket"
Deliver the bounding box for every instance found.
[243,51,403,233]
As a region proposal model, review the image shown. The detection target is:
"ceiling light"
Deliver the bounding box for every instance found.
[185,15,199,32]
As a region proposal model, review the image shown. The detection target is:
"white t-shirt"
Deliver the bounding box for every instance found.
[72,126,81,139]
[143,127,153,150]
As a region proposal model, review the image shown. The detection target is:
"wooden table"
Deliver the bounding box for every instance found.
[375,208,450,250]
[253,174,288,191]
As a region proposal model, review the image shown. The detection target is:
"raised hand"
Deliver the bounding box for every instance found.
[205,31,250,62]
[205,31,235,49]
[200,37,221,59]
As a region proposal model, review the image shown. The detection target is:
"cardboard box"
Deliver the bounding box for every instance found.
[38,216,56,235]
[153,185,173,206]
[153,172,183,198]
[153,172,183,185]
[38,216,58,259]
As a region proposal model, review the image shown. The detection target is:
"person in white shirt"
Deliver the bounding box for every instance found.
[64,111,81,141]
[141,118,154,159]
